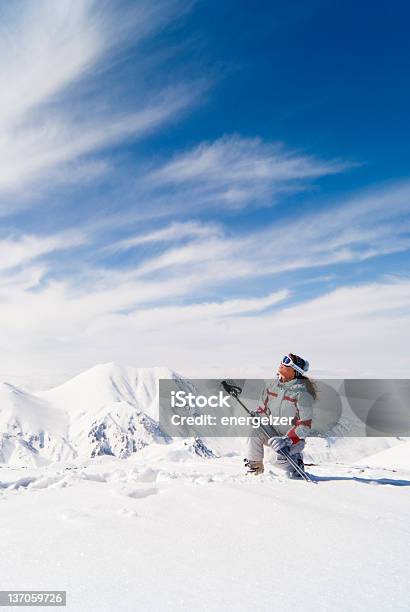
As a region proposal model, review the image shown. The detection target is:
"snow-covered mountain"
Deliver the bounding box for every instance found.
[0,382,74,467]
[41,363,180,460]
[0,363,186,466]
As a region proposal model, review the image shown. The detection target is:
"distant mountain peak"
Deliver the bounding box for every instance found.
[0,363,186,467]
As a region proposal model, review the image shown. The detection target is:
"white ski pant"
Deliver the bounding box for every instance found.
[247,432,305,472]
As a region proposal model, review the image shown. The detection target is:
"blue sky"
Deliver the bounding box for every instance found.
[0,0,409,386]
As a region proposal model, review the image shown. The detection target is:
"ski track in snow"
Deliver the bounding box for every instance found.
[1,451,410,612]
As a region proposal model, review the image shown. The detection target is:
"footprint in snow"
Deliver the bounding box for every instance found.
[30,474,67,489]
[194,476,214,484]
[79,471,109,483]
[117,508,139,518]
[59,509,91,523]
[131,468,158,483]
[8,476,37,490]
[126,487,158,499]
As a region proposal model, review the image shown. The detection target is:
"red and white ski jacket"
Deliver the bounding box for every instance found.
[257,377,314,443]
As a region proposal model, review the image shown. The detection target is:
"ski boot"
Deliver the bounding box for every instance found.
[244,458,264,475]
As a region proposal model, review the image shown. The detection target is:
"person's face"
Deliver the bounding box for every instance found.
[278,361,296,381]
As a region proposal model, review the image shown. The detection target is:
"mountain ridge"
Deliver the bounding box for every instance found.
[0,362,182,466]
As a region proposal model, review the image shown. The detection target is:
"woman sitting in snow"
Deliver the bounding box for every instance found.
[245,353,317,478]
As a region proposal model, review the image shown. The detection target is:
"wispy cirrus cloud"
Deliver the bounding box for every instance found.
[119,181,410,282]
[1,177,404,339]
[0,178,409,386]
[0,230,87,272]
[0,0,199,209]
[150,135,348,183]
[0,89,198,195]
[141,135,355,211]
[1,180,407,307]
[107,221,222,252]
[70,133,351,231]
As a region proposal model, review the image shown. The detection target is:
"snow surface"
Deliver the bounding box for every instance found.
[0,363,409,611]
[1,442,409,611]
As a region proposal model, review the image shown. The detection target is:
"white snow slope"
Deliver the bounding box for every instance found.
[0,363,409,611]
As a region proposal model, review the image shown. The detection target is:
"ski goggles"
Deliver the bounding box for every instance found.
[281,355,308,376]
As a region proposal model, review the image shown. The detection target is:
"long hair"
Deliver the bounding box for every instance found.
[289,353,318,401]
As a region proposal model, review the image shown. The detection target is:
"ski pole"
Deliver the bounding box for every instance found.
[221,381,315,483]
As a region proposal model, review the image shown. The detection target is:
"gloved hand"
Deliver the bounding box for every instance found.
[221,380,242,397]
[268,436,292,454]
